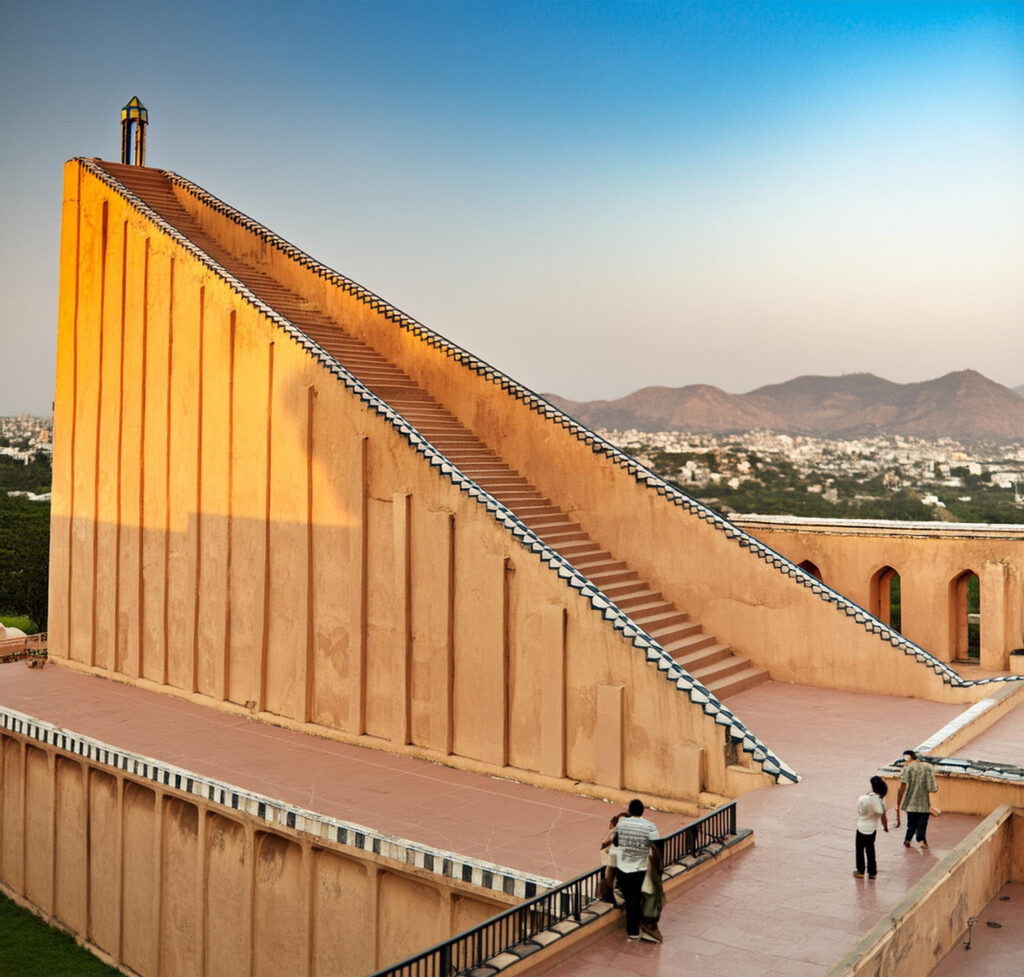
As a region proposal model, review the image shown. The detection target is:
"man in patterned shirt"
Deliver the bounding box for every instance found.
[611,798,660,941]
[896,749,938,849]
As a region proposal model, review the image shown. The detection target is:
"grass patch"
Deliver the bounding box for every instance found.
[0,613,38,634]
[0,893,121,976]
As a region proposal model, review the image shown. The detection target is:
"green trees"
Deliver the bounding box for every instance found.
[0,456,50,631]
[0,453,52,493]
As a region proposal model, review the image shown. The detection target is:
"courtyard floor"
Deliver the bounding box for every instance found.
[1,665,1017,975]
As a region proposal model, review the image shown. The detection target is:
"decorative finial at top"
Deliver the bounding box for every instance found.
[120,96,148,166]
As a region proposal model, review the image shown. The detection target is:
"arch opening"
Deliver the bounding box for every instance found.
[870,566,901,634]
[951,570,980,661]
[797,560,822,581]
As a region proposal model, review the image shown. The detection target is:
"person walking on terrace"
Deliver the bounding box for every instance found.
[611,798,660,942]
[853,776,888,879]
[896,750,938,849]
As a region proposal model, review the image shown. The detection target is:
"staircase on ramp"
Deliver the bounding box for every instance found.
[96,162,769,699]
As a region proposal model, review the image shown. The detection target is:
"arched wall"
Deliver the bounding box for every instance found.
[733,517,1024,670]
[48,159,778,807]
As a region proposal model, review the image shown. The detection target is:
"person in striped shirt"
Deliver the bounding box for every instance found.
[611,798,660,941]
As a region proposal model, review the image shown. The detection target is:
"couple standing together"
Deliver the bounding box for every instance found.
[600,799,663,943]
[855,750,938,879]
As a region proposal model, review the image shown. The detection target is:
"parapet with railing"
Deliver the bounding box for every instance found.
[369,801,743,977]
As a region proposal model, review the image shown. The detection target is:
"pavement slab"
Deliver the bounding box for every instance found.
[1,666,1013,976]
[0,663,693,881]
[953,701,1024,767]
[546,681,988,977]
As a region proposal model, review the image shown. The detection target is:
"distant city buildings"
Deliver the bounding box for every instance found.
[0,413,53,454]
[599,428,1024,511]
[1,414,53,501]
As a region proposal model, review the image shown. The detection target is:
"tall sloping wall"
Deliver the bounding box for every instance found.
[49,158,789,807]
[162,162,1015,707]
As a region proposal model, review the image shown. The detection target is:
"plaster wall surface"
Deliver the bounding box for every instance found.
[48,159,785,806]
[734,517,1024,670]
[162,162,1005,706]
[51,159,1021,829]
[0,727,510,977]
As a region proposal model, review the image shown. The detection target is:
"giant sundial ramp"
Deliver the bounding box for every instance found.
[48,158,996,811]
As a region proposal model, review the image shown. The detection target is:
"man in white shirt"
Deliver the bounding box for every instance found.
[612,798,660,941]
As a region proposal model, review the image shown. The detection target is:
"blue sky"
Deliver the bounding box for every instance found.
[2,1,1021,415]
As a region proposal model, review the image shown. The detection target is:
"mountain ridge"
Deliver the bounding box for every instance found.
[545,370,1024,441]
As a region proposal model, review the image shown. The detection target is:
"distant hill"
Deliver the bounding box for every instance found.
[545,370,1024,441]
[1015,384,1024,398]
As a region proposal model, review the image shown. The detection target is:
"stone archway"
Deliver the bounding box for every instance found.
[870,565,901,633]
[950,569,980,661]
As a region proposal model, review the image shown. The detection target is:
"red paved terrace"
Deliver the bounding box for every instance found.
[13,157,1022,977]
[3,665,1006,974]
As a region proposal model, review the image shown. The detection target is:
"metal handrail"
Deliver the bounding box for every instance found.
[369,801,737,977]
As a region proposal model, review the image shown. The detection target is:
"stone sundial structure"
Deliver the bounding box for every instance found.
[3,101,1022,977]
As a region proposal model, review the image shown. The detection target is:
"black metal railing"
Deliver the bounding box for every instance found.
[369,801,737,977]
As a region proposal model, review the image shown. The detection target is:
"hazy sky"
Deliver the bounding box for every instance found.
[1,1,1021,416]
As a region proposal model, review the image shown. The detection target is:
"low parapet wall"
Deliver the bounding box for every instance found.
[0,710,538,977]
[913,681,1024,759]
[880,754,1024,817]
[826,806,1021,977]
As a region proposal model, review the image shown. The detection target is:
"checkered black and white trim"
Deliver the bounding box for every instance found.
[1,706,558,898]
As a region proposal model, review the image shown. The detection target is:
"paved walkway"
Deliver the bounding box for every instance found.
[0,664,691,881]
[930,881,1024,977]
[548,682,982,977]
[951,700,1024,767]
[0,666,1007,975]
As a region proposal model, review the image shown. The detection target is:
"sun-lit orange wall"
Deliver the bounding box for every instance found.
[0,729,509,977]
[167,169,1015,705]
[49,159,778,808]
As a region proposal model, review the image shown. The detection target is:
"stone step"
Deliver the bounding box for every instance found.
[103,163,773,706]
[587,568,639,587]
[473,478,534,492]
[633,608,689,632]
[690,656,750,685]
[556,542,603,560]
[574,559,627,577]
[614,590,664,611]
[655,623,704,647]
[527,513,576,529]
[601,580,649,601]
[676,641,731,670]
[540,526,588,543]
[705,665,771,699]
[506,504,562,519]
